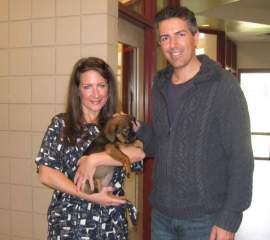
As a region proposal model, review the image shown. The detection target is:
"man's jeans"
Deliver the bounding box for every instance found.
[151,208,215,240]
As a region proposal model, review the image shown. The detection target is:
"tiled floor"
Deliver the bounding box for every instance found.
[236,160,270,239]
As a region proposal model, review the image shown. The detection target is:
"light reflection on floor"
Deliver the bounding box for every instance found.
[236,160,270,240]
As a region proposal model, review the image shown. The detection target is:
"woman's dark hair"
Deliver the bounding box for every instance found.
[64,57,117,144]
[154,6,198,35]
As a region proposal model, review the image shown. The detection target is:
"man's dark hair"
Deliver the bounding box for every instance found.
[154,6,198,35]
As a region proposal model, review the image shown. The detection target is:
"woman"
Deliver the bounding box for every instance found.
[36,57,145,239]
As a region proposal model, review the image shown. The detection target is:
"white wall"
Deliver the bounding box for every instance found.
[238,42,270,69]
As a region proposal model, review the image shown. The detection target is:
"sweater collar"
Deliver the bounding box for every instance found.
[156,55,222,90]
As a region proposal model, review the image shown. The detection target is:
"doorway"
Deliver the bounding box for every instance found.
[237,70,270,239]
[118,17,145,240]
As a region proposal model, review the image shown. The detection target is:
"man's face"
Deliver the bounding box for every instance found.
[158,17,199,70]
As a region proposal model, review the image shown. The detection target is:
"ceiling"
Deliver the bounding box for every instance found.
[181,0,270,43]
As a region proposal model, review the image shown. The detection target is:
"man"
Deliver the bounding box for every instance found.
[136,6,254,240]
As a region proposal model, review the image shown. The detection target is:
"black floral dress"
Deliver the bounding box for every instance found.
[35,113,143,240]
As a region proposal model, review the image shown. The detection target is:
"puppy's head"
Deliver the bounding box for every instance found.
[104,114,137,144]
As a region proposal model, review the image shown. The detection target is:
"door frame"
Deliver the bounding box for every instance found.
[118,2,179,239]
[119,3,155,240]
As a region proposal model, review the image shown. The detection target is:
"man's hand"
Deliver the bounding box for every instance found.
[113,112,141,132]
[132,117,141,132]
[209,226,235,240]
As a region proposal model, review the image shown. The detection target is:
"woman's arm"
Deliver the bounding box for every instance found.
[74,145,145,191]
[39,165,127,206]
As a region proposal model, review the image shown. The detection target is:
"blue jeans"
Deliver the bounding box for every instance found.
[151,208,215,240]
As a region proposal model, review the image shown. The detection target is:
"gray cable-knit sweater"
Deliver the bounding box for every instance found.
[137,55,254,233]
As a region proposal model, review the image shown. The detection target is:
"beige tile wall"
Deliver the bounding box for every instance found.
[0,0,118,239]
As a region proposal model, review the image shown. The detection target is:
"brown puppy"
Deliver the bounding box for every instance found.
[83,114,143,194]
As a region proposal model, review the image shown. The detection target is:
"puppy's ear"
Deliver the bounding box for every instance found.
[104,121,117,143]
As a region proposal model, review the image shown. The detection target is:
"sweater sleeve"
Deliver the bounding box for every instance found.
[136,122,156,158]
[215,76,254,232]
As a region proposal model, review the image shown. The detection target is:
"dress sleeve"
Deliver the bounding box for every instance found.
[35,115,64,172]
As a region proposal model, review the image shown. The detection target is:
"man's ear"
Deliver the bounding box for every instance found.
[104,122,116,143]
[194,31,200,48]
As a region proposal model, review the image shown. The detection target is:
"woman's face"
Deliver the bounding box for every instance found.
[79,70,109,122]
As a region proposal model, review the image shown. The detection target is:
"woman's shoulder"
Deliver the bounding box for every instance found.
[53,112,66,121]
[49,113,67,129]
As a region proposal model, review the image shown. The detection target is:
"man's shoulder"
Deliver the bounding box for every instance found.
[218,69,239,88]
[200,55,238,86]
[215,70,245,104]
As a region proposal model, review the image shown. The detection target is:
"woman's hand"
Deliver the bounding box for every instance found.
[87,186,127,207]
[74,154,98,192]
[74,143,144,192]
[38,165,126,207]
